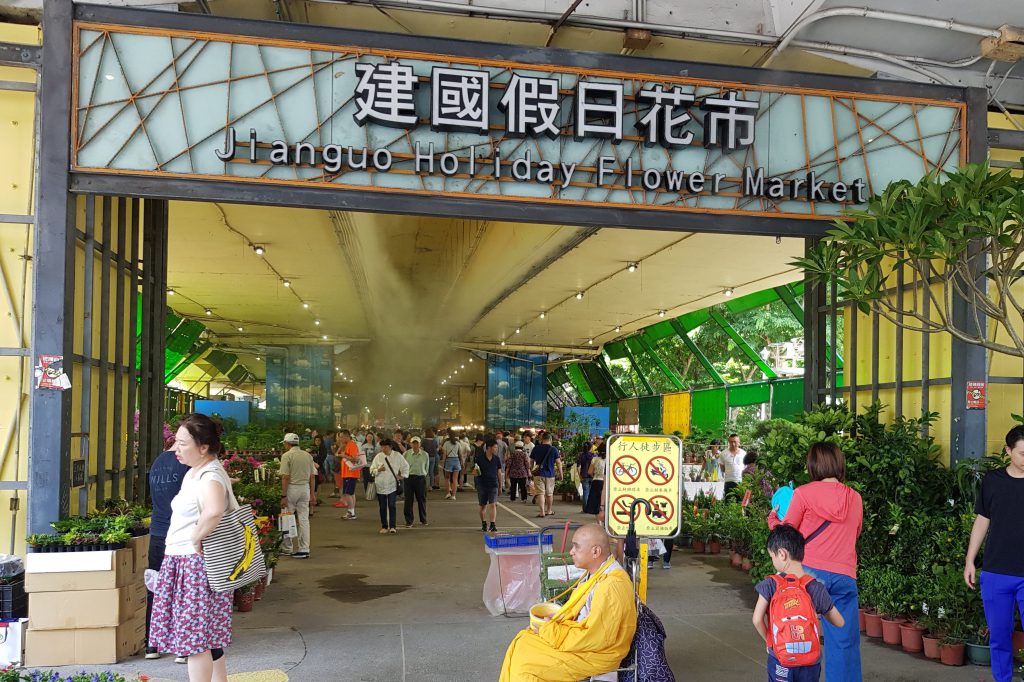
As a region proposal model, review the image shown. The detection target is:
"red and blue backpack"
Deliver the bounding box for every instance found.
[767,574,821,668]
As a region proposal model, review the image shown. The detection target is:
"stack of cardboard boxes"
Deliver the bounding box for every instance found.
[24,535,150,666]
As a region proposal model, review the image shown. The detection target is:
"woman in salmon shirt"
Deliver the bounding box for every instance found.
[768,442,863,682]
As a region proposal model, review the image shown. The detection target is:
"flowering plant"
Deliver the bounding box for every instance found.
[0,669,149,682]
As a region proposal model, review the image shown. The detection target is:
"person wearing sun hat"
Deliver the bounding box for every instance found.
[279,432,316,559]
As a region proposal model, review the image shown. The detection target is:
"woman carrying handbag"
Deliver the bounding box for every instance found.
[149,414,235,682]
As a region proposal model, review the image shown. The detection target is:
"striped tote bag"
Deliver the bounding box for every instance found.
[200,470,268,593]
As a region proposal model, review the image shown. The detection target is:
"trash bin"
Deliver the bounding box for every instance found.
[482,533,552,616]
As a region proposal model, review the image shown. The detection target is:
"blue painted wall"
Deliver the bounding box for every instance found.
[563,406,610,436]
[195,399,251,427]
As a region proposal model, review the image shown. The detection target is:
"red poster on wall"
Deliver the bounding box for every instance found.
[966,381,986,410]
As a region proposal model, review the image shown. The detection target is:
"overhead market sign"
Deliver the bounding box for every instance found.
[72,23,966,221]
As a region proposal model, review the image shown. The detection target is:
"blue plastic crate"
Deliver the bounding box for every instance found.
[484,533,553,549]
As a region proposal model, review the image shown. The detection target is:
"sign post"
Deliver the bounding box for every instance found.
[604,434,682,539]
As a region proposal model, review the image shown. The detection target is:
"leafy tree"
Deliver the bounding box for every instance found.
[796,163,1024,357]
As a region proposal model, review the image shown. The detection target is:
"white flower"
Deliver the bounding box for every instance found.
[921,602,929,615]
[947,498,955,507]
[937,607,946,619]
[889,523,900,535]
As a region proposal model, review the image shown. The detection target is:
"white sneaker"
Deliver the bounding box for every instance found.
[444,493,452,500]
[175,656,188,664]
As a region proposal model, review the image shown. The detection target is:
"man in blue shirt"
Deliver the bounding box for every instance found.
[529,432,563,518]
[474,439,502,533]
[145,449,189,661]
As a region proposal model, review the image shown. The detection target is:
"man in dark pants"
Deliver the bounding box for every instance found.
[145,448,189,662]
[403,436,429,527]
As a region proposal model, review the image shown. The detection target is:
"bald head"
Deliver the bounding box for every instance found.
[570,523,612,572]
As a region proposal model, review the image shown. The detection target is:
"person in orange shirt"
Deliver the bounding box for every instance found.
[336,429,365,520]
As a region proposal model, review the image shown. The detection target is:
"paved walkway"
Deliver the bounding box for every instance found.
[53,489,990,681]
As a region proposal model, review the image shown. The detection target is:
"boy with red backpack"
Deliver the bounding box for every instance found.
[752,525,845,681]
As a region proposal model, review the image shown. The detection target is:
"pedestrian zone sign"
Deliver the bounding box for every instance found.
[604,434,682,539]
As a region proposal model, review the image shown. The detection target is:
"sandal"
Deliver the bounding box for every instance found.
[535,514,545,518]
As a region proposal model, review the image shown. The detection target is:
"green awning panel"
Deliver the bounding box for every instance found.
[770,378,805,419]
[639,395,662,434]
[567,363,598,405]
[691,388,727,433]
[603,341,628,360]
[205,349,237,375]
[644,321,678,342]
[580,363,619,404]
[728,382,771,407]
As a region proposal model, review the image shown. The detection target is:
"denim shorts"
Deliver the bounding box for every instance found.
[444,458,462,473]
[477,484,498,506]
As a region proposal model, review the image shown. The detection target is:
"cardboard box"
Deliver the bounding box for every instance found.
[128,534,150,575]
[130,612,147,653]
[29,585,144,630]
[25,549,133,592]
[25,622,136,667]
[129,578,147,608]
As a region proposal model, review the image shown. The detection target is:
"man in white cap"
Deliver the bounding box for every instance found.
[280,432,316,559]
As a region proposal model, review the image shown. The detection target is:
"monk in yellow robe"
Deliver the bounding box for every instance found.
[499,524,637,682]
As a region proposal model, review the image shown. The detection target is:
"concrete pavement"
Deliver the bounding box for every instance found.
[49,488,991,681]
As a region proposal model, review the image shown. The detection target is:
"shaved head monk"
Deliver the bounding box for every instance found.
[499,523,637,681]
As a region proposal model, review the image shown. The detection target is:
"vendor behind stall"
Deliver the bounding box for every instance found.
[499,523,636,682]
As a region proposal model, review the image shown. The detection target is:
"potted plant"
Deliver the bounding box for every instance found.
[857,568,884,638]
[966,626,991,666]
[706,512,722,555]
[100,528,131,550]
[235,583,255,612]
[874,568,908,645]
[689,513,707,554]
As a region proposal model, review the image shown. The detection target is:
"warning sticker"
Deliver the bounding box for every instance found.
[604,434,681,539]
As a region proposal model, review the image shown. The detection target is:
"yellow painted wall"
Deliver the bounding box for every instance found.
[847,268,1024,463]
[0,22,39,555]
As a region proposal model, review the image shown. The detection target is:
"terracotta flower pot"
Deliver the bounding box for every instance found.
[899,622,925,653]
[730,551,742,568]
[741,558,753,571]
[864,611,883,638]
[881,617,906,646]
[922,634,942,660]
[939,642,965,666]
[692,540,706,554]
[237,590,254,613]
[857,608,866,633]
[1013,630,1024,661]
[708,541,721,555]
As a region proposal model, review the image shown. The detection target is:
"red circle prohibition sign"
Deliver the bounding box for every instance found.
[611,494,637,523]
[646,456,675,485]
[612,455,641,485]
[647,495,675,526]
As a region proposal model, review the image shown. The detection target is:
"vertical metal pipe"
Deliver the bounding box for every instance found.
[895,264,904,417]
[79,196,95,515]
[95,196,111,507]
[829,277,838,405]
[125,199,140,502]
[871,308,880,405]
[111,197,126,499]
[849,302,858,415]
[921,264,930,436]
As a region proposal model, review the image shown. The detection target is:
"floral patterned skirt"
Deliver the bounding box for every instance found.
[149,553,233,656]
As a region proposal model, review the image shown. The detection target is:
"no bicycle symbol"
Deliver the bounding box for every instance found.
[612,456,641,485]
[646,456,674,485]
